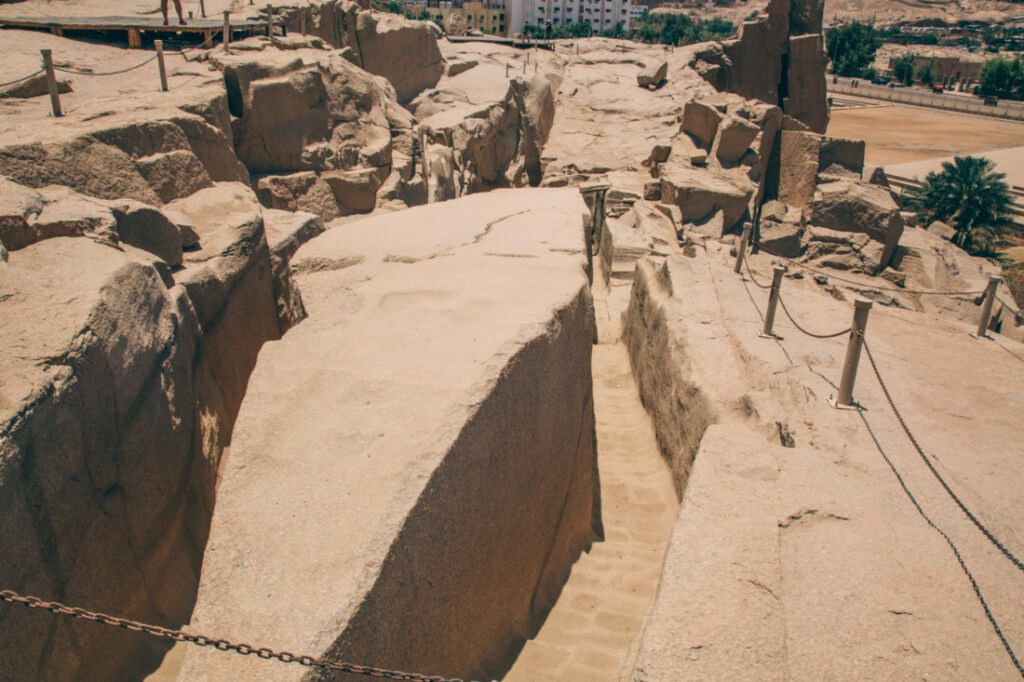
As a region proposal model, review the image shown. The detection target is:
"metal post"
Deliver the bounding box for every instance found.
[40,49,62,117]
[223,11,231,50]
[975,275,1003,338]
[267,4,274,37]
[300,12,306,35]
[505,62,510,78]
[733,222,752,274]
[199,0,206,17]
[761,266,786,338]
[835,298,873,408]
[155,40,168,91]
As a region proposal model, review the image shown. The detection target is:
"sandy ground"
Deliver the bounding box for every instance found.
[504,271,679,681]
[827,100,1024,167]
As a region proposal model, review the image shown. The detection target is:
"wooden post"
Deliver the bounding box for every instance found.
[300,12,307,35]
[223,11,231,50]
[761,266,786,338]
[155,40,168,91]
[267,4,275,37]
[733,222,752,274]
[40,49,62,117]
[835,299,873,408]
[975,275,1003,338]
[505,62,510,78]
[199,0,206,18]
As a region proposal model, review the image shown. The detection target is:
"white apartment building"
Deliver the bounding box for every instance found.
[506,0,632,37]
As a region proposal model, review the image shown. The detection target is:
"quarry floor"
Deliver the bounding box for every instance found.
[827,98,1024,169]
[504,272,679,681]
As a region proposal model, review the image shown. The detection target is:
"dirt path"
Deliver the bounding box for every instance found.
[504,280,679,681]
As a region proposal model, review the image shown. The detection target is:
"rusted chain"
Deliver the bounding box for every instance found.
[0,590,463,682]
[857,412,1024,680]
[862,341,1024,575]
[776,293,852,339]
[0,68,45,88]
[56,54,159,77]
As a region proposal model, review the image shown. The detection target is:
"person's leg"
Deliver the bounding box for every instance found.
[160,0,169,25]
[173,0,186,24]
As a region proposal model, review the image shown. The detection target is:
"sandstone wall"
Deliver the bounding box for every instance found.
[179,189,600,681]
[621,257,715,497]
[279,0,443,104]
[0,179,318,679]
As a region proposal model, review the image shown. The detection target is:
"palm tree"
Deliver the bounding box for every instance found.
[904,156,1012,253]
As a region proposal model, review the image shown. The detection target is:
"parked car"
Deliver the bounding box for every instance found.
[932,84,945,94]
[872,77,890,85]
[889,82,907,88]
[984,96,999,106]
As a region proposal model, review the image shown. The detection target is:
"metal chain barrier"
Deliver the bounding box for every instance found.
[0,68,45,88]
[862,341,1024,575]
[857,412,1024,680]
[0,590,463,682]
[777,294,852,339]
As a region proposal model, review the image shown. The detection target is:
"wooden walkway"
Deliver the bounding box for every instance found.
[0,14,266,47]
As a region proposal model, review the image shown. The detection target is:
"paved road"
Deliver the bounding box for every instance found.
[828,76,1024,122]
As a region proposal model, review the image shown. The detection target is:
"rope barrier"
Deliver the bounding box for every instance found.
[734,250,1024,677]
[0,69,45,88]
[754,244,987,297]
[857,413,1024,680]
[55,54,160,77]
[0,590,462,682]
[742,255,772,290]
[862,341,1024,575]
[776,294,852,340]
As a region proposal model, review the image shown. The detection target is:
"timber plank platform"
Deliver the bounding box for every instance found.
[0,14,267,47]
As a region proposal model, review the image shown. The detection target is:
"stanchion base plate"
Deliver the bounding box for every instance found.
[828,397,860,411]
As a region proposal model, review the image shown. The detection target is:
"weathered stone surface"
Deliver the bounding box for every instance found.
[818,136,865,178]
[135,150,215,204]
[263,208,325,331]
[681,100,724,148]
[644,181,662,201]
[181,189,599,682]
[760,220,804,258]
[790,0,824,35]
[928,220,957,242]
[661,166,754,232]
[637,60,668,88]
[809,180,904,270]
[785,34,829,134]
[0,72,71,99]
[773,130,821,208]
[626,244,1024,681]
[864,164,890,187]
[322,167,385,212]
[713,115,761,165]
[355,11,444,103]
[0,237,207,681]
[447,58,478,77]
[0,83,247,205]
[107,199,184,267]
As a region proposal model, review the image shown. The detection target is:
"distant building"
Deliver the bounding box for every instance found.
[629,3,648,20]
[420,0,509,36]
[506,0,633,37]
[876,45,985,90]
